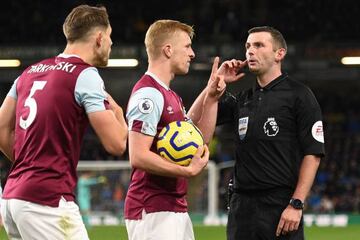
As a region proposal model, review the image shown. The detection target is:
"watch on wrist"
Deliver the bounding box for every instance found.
[289,198,304,210]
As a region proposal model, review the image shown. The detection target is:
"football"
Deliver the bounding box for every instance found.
[157,121,204,166]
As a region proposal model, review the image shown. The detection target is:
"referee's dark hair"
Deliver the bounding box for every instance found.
[248,26,287,52]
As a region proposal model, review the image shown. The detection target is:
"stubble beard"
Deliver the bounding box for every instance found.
[94,51,109,68]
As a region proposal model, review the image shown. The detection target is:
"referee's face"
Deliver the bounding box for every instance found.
[245,32,277,75]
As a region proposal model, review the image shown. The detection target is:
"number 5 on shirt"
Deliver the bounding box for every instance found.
[20,81,47,129]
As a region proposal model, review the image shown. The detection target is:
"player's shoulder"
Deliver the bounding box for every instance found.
[131,74,167,97]
[78,66,99,77]
[133,74,158,90]
[127,76,164,111]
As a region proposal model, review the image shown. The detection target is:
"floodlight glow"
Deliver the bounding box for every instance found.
[107,59,139,67]
[341,57,360,65]
[0,59,21,67]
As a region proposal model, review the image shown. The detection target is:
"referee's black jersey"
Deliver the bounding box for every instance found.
[218,74,325,191]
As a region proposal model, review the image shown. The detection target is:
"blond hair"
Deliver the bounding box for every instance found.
[63,4,109,43]
[145,20,194,60]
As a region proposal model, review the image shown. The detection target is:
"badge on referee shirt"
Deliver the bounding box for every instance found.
[263,117,279,137]
[238,117,249,140]
[312,120,324,143]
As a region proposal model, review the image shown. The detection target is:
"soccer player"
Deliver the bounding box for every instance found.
[124,19,245,240]
[77,172,106,227]
[216,26,325,239]
[0,5,127,239]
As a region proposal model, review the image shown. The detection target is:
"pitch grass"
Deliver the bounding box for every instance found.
[1,225,360,239]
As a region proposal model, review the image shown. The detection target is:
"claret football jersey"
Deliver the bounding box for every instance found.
[3,54,109,207]
[125,72,189,219]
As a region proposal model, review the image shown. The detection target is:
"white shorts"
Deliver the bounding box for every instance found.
[1,197,89,240]
[125,210,195,240]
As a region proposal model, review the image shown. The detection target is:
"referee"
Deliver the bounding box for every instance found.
[217,26,325,239]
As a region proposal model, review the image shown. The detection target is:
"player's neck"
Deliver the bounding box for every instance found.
[147,61,174,87]
[63,43,93,66]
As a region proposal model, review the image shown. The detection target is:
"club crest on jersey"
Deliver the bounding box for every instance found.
[263,117,279,137]
[238,117,249,140]
[138,99,154,114]
[312,120,324,143]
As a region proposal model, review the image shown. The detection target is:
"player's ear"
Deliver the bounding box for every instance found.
[95,31,103,48]
[163,44,172,58]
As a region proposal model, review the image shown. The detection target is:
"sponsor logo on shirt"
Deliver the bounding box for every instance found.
[138,99,154,114]
[167,106,174,114]
[263,117,279,137]
[238,117,249,140]
[312,121,324,143]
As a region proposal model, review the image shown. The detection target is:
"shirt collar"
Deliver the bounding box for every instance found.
[254,73,288,91]
[58,53,81,59]
[145,71,170,90]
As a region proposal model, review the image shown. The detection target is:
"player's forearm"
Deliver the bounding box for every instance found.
[130,150,194,178]
[107,102,128,155]
[107,94,128,135]
[89,110,127,156]
[112,108,128,144]
[195,94,218,144]
[188,88,207,124]
[292,155,321,201]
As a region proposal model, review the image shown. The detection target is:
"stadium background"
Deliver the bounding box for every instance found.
[1,0,360,239]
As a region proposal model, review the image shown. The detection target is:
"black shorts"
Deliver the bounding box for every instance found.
[227,188,304,240]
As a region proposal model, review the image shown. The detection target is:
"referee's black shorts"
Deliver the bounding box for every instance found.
[227,188,304,240]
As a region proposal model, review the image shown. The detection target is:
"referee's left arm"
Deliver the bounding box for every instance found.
[277,84,324,236]
[292,154,321,204]
[276,154,320,236]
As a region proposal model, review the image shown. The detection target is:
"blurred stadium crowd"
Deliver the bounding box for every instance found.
[1,0,358,45]
[1,0,360,218]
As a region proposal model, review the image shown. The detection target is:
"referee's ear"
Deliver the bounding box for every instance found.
[275,48,286,62]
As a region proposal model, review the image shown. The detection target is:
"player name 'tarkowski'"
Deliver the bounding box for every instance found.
[27,62,77,74]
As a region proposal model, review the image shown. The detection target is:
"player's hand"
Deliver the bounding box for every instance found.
[188,145,209,176]
[107,94,122,113]
[276,205,302,236]
[217,58,247,83]
[107,93,127,126]
[207,57,226,99]
[207,56,226,100]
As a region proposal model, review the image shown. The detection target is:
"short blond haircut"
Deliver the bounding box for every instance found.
[145,20,194,60]
[63,4,109,43]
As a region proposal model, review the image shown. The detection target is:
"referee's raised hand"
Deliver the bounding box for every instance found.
[218,58,247,83]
